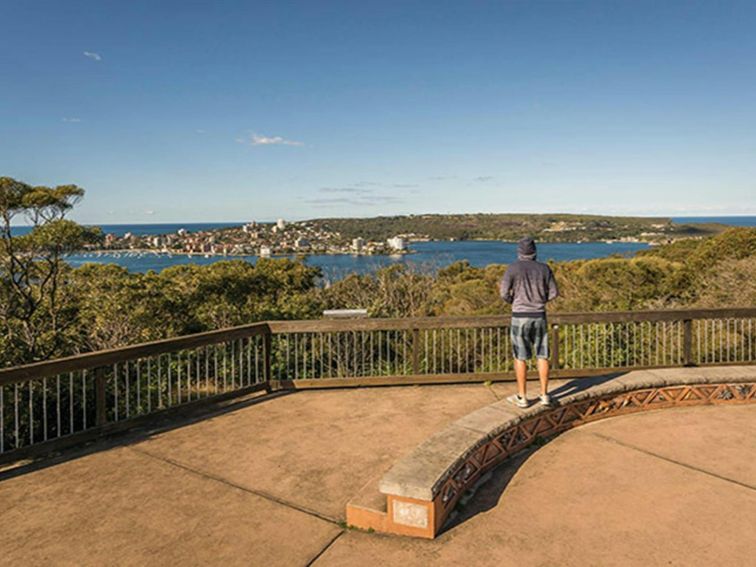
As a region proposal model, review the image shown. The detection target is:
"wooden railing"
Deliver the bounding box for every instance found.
[1,308,754,459]
[0,323,271,459]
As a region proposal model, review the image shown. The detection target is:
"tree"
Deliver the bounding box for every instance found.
[71,264,171,351]
[323,264,433,318]
[0,177,100,364]
[154,258,323,334]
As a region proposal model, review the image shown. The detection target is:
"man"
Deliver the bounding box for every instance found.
[499,236,559,408]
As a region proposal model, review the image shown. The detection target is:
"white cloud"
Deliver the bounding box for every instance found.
[237,132,303,147]
[61,117,81,123]
[320,187,372,195]
[83,51,102,61]
[252,134,303,146]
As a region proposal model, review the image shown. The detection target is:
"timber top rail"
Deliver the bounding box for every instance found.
[0,323,270,384]
[1,307,754,459]
[269,307,756,332]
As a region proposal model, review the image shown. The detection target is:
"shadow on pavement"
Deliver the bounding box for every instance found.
[440,447,539,537]
[0,388,294,484]
[441,373,627,535]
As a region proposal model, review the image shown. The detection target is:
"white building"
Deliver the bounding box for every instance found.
[259,245,272,258]
[177,228,187,237]
[352,237,364,252]
[387,236,407,251]
[276,218,286,230]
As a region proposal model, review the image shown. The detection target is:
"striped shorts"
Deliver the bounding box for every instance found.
[510,316,549,360]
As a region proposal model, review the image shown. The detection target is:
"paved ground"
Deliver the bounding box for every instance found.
[0,380,754,566]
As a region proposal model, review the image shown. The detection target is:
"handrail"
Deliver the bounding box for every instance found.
[1,307,754,459]
[0,322,270,385]
[267,307,756,333]
[2,308,755,385]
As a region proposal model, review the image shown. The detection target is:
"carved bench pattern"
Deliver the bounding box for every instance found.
[436,382,755,522]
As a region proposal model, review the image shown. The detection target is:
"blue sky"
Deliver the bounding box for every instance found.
[1,0,755,223]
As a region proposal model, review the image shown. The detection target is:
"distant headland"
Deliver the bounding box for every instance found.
[90,213,729,258]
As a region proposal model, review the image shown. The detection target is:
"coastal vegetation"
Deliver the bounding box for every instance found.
[1,176,753,367]
[308,212,724,243]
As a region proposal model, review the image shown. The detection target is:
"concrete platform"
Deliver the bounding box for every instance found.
[0,376,754,566]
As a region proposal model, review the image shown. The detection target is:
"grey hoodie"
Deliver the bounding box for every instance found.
[499,237,559,316]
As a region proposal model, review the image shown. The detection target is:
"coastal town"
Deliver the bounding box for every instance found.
[93,214,716,258]
[99,219,412,257]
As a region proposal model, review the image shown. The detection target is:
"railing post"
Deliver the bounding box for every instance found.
[550,323,560,370]
[95,366,107,427]
[412,328,420,376]
[683,319,693,366]
[263,329,273,385]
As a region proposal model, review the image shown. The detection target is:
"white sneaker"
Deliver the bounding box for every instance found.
[539,393,554,407]
[507,394,529,409]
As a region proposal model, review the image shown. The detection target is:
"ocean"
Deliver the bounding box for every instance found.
[10,222,244,238]
[670,216,756,227]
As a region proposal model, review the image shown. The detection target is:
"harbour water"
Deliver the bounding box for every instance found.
[13,216,755,278]
[65,240,650,279]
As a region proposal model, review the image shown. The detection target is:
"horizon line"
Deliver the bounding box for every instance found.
[8,212,756,227]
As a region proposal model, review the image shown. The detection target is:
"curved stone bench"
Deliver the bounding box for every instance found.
[346,366,756,539]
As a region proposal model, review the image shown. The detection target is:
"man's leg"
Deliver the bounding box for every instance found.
[537,358,549,396]
[535,318,552,404]
[509,317,532,407]
[514,358,528,397]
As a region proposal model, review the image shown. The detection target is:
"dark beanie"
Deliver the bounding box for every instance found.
[517,236,537,260]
